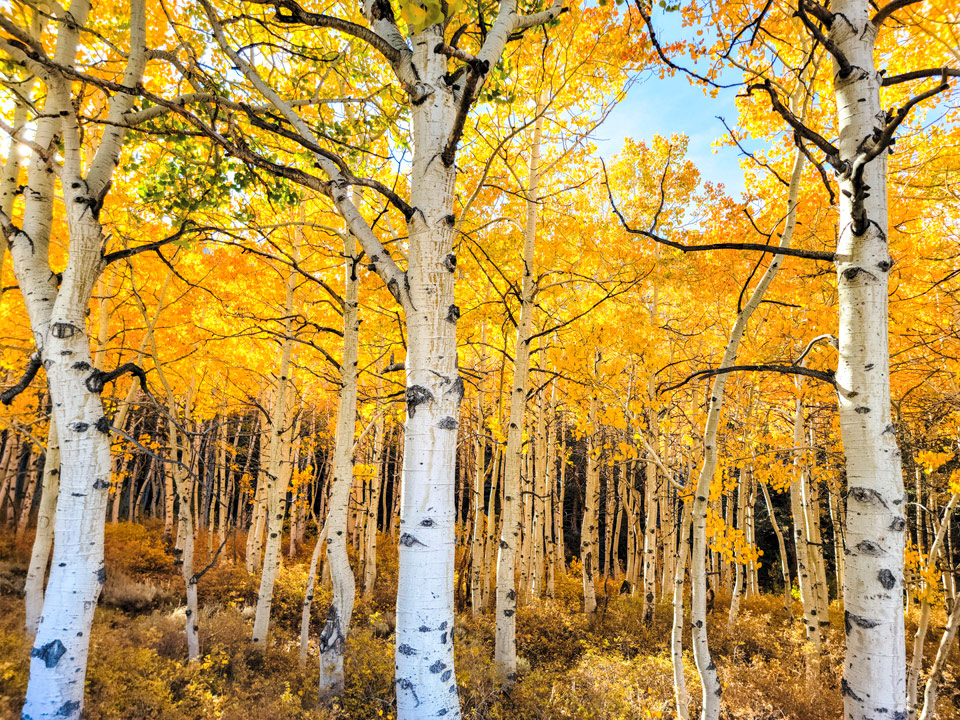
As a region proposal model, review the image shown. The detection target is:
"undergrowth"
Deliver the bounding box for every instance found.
[0,524,956,720]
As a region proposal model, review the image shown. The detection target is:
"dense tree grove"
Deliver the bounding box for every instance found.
[0,0,958,718]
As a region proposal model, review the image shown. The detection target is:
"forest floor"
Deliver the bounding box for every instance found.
[0,524,956,720]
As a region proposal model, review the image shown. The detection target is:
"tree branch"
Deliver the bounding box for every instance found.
[658,364,836,395]
[603,161,835,262]
[634,0,741,89]
[0,353,42,405]
[873,0,924,26]
[85,362,149,394]
[882,67,960,86]
[747,80,841,166]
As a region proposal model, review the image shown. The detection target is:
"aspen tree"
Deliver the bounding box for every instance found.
[1,0,149,713]
[494,108,543,684]
[582,394,600,617]
[759,481,791,611]
[171,2,569,712]
[23,419,58,635]
[251,243,299,644]
[363,395,386,598]
[907,493,958,718]
[470,331,488,613]
[317,238,361,699]
[669,146,806,720]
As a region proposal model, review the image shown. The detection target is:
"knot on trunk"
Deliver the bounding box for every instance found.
[405,385,433,418]
[31,638,67,668]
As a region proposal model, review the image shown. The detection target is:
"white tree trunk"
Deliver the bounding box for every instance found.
[363,404,385,597]
[251,252,298,644]
[317,243,360,700]
[14,0,147,707]
[299,522,327,668]
[24,418,60,636]
[907,493,958,718]
[688,146,805,720]
[582,395,600,617]
[470,350,487,613]
[760,482,791,611]
[642,457,659,621]
[671,500,692,720]
[830,5,906,715]
[917,593,960,720]
[494,109,542,683]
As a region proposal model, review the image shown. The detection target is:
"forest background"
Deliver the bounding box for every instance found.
[0,0,958,718]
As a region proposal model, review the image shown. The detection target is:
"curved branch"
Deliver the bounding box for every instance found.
[882,67,960,86]
[0,353,42,405]
[658,364,836,395]
[603,162,835,262]
[85,362,148,394]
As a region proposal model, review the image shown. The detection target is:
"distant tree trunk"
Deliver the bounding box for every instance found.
[15,446,41,543]
[470,354,487,613]
[727,481,745,632]
[317,244,360,700]
[582,395,600,617]
[671,498,692,720]
[245,423,270,573]
[363,402,386,598]
[642,455,659,621]
[917,594,960,720]
[494,109,542,684]
[760,482,791,611]
[791,400,822,678]
[556,412,566,573]
[544,384,557,598]
[688,144,805,720]
[907,493,958,718]
[251,252,298,645]
[483,447,501,608]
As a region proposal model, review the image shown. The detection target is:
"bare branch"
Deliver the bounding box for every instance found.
[0,353,42,405]
[603,161,835,262]
[882,67,960,86]
[658,364,836,395]
[747,80,840,165]
[873,0,924,26]
[85,362,149,394]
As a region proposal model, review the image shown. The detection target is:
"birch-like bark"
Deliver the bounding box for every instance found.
[530,385,548,595]
[15,444,40,542]
[671,498,692,720]
[494,108,542,684]
[470,342,487,613]
[582,395,600,617]
[251,248,298,644]
[317,244,360,700]
[727,482,745,632]
[917,591,960,720]
[907,493,958,718]
[299,522,328,667]
[362,399,385,597]
[245,427,269,572]
[24,418,59,635]
[760,481,791,611]
[642,453,659,621]
[829,3,907,715]
[10,0,148,713]
[687,146,805,720]
[195,3,562,714]
[149,332,201,661]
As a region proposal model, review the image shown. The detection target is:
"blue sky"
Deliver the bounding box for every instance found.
[592,7,751,197]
